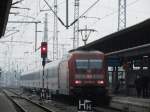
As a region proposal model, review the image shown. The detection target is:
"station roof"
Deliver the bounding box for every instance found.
[76,19,150,54]
[0,0,12,38]
[106,43,150,59]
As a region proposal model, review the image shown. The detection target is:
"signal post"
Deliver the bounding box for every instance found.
[41,42,48,100]
[40,13,49,100]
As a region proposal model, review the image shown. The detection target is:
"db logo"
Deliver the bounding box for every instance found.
[86,75,92,79]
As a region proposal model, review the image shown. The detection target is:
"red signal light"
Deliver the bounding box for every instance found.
[97,80,104,85]
[42,47,46,51]
[41,42,47,58]
[75,80,82,84]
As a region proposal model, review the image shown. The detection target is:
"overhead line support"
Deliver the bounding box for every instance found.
[8,21,41,52]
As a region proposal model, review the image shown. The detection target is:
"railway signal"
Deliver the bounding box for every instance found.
[41,42,48,59]
[40,42,48,100]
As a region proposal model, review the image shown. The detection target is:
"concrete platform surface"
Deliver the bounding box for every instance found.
[0,91,17,112]
[110,96,150,112]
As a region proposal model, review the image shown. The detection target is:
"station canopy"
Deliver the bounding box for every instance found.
[76,19,150,56]
[0,0,12,38]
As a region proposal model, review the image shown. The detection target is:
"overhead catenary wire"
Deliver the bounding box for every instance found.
[43,0,66,26]
[6,0,143,50]
[87,0,141,28]
[0,41,32,44]
[69,0,100,27]
[43,0,100,28]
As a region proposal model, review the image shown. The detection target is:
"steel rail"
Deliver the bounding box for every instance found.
[3,90,54,112]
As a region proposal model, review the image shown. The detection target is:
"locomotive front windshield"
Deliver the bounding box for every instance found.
[89,59,102,69]
[76,59,103,70]
[76,60,88,69]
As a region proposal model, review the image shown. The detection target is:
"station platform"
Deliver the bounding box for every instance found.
[110,96,150,112]
[0,89,17,112]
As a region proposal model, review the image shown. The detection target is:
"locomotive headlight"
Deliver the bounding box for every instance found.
[97,80,104,85]
[75,80,82,84]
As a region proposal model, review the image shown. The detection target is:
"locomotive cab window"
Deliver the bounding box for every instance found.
[89,59,102,69]
[75,59,103,73]
[76,59,88,69]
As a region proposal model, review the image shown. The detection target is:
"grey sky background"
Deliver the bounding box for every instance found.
[0,0,150,72]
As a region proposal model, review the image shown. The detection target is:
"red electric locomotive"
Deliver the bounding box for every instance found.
[21,50,109,104]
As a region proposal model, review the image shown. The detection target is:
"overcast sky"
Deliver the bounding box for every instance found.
[0,0,150,72]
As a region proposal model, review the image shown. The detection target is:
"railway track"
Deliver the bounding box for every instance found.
[3,89,77,112]
[4,88,123,112]
[3,90,53,112]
